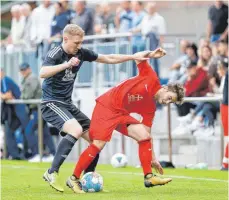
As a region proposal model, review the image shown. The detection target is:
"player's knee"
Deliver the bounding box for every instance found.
[138,131,151,141]
[62,119,83,138]
[128,124,151,142]
[93,140,106,150]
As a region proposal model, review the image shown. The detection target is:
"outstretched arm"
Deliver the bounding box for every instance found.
[134,48,166,65]
[95,53,149,64]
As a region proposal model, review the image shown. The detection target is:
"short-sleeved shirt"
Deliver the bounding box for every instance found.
[96,61,161,127]
[1,76,21,99]
[42,45,98,103]
[208,4,228,34]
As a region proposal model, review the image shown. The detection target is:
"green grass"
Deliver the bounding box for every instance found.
[1,160,228,200]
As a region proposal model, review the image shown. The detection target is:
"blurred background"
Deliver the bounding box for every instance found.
[0,0,228,170]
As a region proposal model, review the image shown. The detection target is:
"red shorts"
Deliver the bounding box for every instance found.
[221,104,228,136]
[89,103,140,141]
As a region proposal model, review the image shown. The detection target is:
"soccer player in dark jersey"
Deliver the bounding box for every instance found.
[68,50,185,193]
[41,24,150,192]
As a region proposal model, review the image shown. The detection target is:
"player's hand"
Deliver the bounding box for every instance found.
[152,160,164,175]
[150,48,166,59]
[67,57,80,68]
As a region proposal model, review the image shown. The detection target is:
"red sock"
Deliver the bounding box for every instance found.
[223,143,229,168]
[138,139,152,176]
[73,144,100,178]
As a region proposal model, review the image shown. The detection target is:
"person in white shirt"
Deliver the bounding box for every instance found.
[30,0,55,59]
[132,2,166,45]
[20,3,33,49]
[131,2,166,77]
[1,5,25,53]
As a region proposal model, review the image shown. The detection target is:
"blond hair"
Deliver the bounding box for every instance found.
[63,24,85,37]
[166,83,185,104]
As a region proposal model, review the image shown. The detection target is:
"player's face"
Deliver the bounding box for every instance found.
[64,35,83,55]
[159,91,177,105]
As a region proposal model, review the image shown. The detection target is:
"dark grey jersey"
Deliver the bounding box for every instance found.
[42,45,98,103]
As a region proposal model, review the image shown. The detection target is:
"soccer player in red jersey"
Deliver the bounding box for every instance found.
[66,48,185,193]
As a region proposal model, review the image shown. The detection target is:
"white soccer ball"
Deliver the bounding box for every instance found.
[110,153,128,168]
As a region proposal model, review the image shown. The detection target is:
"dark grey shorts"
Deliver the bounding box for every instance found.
[41,101,90,135]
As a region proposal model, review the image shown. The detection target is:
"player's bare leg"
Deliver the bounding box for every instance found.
[127,124,172,187]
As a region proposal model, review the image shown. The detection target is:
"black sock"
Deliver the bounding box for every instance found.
[84,153,100,174]
[49,134,77,174]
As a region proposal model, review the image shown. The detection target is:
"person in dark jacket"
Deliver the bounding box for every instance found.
[0,68,29,159]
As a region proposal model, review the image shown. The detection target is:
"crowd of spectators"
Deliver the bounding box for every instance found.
[0,0,228,161]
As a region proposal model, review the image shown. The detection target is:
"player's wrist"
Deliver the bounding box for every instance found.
[64,62,71,69]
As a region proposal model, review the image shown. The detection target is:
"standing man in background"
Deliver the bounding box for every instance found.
[71,1,94,36]
[19,63,56,162]
[30,0,55,60]
[207,1,228,43]
[131,2,166,77]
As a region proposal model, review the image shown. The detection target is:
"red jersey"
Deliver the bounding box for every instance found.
[96,61,161,127]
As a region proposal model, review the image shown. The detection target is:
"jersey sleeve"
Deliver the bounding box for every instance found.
[42,48,61,66]
[137,61,154,76]
[141,111,155,127]
[81,48,98,62]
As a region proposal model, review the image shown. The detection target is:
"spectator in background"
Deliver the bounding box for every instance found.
[198,37,210,55]
[177,61,210,116]
[169,40,190,83]
[59,0,75,22]
[30,0,55,60]
[209,56,228,95]
[48,2,69,48]
[94,3,115,42]
[1,5,25,52]
[20,3,33,49]
[115,1,134,36]
[131,1,146,76]
[173,61,211,135]
[19,63,56,162]
[171,43,198,84]
[208,40,228,87]
[131,2,166,77]
[207,1,228,43]
[10,5,25,46]
[0,68,29,160]
[197,45,212,70]
[71,1,94,36]
[99,3,116,35]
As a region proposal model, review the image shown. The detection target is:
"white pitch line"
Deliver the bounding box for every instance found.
[1,164,228,183]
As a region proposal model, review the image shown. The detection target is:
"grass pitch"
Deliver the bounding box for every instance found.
[1,160,228,200]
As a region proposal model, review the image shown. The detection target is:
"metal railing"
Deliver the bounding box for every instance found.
[4,96,224,164]
[1,32,198,86]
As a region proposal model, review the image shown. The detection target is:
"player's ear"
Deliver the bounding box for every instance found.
[63,35,68,43]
